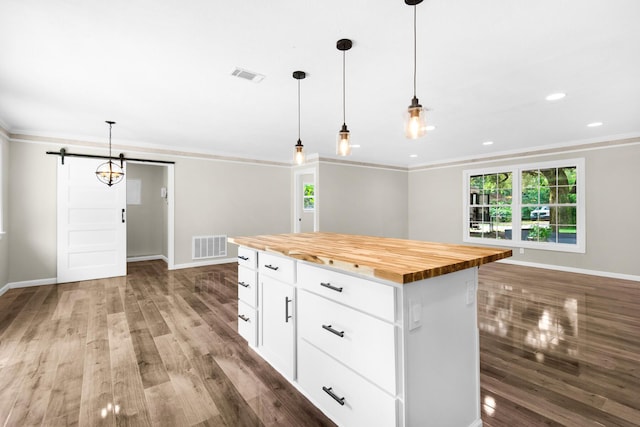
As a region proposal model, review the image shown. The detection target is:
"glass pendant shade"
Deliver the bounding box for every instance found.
[294,139,305,165]
[336,124,352,156]
[405,96,427,139]
[95,121,125,187]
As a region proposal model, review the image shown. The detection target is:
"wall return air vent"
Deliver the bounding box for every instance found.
[231,67,265,83]
[192,235,227,260]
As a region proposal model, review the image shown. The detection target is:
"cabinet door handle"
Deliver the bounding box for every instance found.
[238,314,250,322]
[322,386,345,406]
[322,324,344,338]
[320,282,343,293]
[265,264,279,271]
[238,281,250,288]
[285,297,292,323]
[238,255,249,261]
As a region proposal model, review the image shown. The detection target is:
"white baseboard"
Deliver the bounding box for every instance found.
[127,255,168,263]
[171,257,236,270]
[498,259,640,282]
[3,277,57,292]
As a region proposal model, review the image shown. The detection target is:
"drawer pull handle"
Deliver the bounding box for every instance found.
[285,297,292,323]
[322,386,345,406]
[265,264,279,271]
[238,314,250,322]
[238,281,250,288]
[238,255,249,261]
[322,324,344,338]
[320,282,343,293]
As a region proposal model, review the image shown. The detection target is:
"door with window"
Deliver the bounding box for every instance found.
[57,157,127,283]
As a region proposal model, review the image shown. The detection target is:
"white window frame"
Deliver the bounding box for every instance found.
[303,181,315,212]
[463,158,585,253]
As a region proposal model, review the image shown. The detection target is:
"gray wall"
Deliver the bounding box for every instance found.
[6,140,291,282]
[409,143,640,276]
[8,142,57,283]
[173,157,291,265]
[318,162,408,238]
[0,134,9,289]
[126,163,166,258]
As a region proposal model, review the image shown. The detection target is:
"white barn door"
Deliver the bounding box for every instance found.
[57,156,127,283]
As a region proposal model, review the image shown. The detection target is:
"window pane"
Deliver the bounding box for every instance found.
[303,197,314,210]
[483,174,497,191]
[557,206,577,225]
[304,184,314,196]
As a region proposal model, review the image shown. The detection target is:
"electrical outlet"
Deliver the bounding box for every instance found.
[519,247,525,254]
[466,281,475,305]
[409,299,421,331]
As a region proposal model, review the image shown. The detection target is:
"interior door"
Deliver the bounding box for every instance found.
[57,156,127,283]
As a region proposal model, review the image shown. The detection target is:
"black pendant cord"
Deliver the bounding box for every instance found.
[109,122,115,158]
[413,3,417,99]
[342,49,346,126]
[297,78,301,140]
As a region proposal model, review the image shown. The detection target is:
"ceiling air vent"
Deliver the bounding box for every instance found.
[231,67,265,83]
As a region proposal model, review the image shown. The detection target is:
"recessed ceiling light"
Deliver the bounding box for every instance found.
[409,154,418,158]
[587,122,603,127]
[545,92,566,101]
[351,144,361,148]
[426,125,436,131]
[482,141,494,146]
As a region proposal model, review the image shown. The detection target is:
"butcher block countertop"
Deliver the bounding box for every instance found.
[229,232,512,284]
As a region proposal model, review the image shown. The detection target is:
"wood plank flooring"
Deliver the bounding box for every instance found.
[0,260,638,426]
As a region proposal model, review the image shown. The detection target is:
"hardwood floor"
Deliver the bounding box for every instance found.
[478,263,640,427]
[0,260,638,426]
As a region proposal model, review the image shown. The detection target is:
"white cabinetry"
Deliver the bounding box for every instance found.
[237,247,257,346]
[258,252,296,380]
[236,246,482,427]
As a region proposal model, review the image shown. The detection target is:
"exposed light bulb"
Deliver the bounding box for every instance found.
[405,98,427,139]
[336,124,351,156]
[294,140,305,165]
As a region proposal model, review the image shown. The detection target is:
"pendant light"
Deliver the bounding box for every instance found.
[293,70,306,165]
[336,38,353,156]
[95,121,125,186]
[404,0,427,139]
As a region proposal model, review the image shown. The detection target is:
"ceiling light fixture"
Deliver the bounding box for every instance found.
[587,122,603,127]
[545,92,566,101]
[482,141,494,146]
[95,121,124,187]
[405,0,427,139]
[337,38,353,156]
[293,70,306,165]
[426,125,436,131]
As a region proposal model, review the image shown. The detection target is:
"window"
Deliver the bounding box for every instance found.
[303,182,315,211]
[464,159,584,252]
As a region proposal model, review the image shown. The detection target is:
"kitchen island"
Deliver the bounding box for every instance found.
[229,232,511,427]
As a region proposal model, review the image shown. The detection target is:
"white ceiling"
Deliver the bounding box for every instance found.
[1,0,639,166]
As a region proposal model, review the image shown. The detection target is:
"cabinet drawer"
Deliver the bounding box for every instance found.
[258,252,295,283]
[298,339,396,427]
[298,290,396,394]
[237,246,257,269]
[238,300,257,347]
[298,263,395,322]
[238,266,257,306]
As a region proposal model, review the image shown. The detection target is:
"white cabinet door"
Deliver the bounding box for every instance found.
[260,275,295,379]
